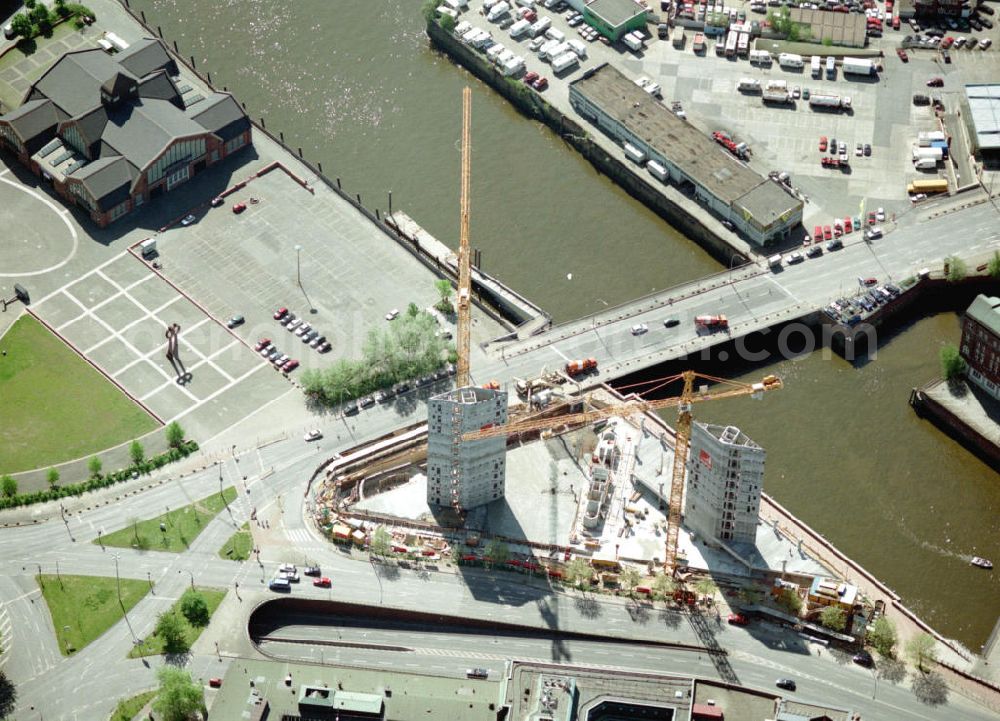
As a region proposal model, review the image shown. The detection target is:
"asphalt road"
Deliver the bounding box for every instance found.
[1,420,993,720]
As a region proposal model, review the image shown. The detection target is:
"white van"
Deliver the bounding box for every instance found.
[768,254,783,269]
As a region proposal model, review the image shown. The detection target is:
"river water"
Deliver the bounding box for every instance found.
[128,0,999,648]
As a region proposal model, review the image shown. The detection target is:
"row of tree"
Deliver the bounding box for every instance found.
[6,0,94,39]
[0,421,190,508]
[301,304,452,406]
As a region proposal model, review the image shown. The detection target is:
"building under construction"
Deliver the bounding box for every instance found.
[426,386,508,510]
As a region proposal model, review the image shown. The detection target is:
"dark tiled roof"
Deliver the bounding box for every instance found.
[116,38,175,79]
[190,94,249,141]
[138,71,182,105]
[102,98,206,170]
[71,155,136,210]
[33,50,126,116]
[0,99,61,146]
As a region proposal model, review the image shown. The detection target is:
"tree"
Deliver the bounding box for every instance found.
[87,455,102,478]
[906,632,937,672]
[29,3,51,31]
[484,538,510,567]
[421,0,439,23]
[45,467,60,488]
[440,13,456,33]
[129,439,144,466]
[434,279,454,314]
[989,252,1000,279]
[9,13,31,38]
[694,578,717,601]
[619,566,640,597]
[775,587,802,615]
[1,475,17,498]
[868,617,897,658]
[945,255,967,282]
[179,589,210,627]
[165,421,185,448]
[0,670,16,719]
[651,572,677,599]
[564,558,593,590]
[819,605,847,632]
[154,611,189,655]
[152,666,203,721]
[370,526,391,557]
[940,343,966,381]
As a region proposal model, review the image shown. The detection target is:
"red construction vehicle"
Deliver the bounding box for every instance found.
[695,315,728,330]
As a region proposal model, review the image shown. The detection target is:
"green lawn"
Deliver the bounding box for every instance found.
[38,574,150,656]
[218,521,254,561]
[98,486,238,552]
[128,587,226,658]
[109,690,156,721]
[0,315,159,474]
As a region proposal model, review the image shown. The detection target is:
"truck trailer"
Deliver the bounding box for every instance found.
[763,90,791,104]
[809,94,852,110]
[778,52,804,68]
[811,55,821,78]
[842,57,877,77]
[737,77,762,92]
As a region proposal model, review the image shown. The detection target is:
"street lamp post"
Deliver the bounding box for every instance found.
[111,553,140,644]
[294,244,303,289]
[178,569,195,589]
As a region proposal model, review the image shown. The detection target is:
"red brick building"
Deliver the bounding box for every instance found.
[960,295,1000,399]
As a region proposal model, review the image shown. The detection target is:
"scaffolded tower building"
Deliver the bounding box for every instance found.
[426,387,508,510]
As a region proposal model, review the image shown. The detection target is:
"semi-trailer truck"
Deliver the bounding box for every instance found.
[841,57,877,77]
[809,94,852,110]
[566,358,598,376]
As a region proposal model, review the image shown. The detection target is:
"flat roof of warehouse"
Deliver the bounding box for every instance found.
[787,8,868,48]
[965,84,1000,151]
[570,63,797,215]
[586,0,648,27]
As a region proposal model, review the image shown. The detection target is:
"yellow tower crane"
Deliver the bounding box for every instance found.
[456,86,473,388]
[462,371,783,572]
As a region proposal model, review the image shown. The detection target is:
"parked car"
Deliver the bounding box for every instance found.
[862,277,878,287]
[280,313,296,326]
[926,76,944,87]
[466,668,489,679]
[823,226,833,241]
[255,338,271,352]
[806,245,823,258]
[896,48,908,61]
[630,323,649,335]
[385,308,400,321]
[523,71,539,85]
[268,578,291,592]
[663,318,680,328]
[304,429,322,442]
[282,359,300,372]
[309,335,326,348]
[304,565,322,576]
[864,143,871,156]
[532,76,549,91]
[226,315,245,329]
[273,307,288,320]
[313,577,332,588]
[232,201,247,213]
[776,678,797,691]
[819,136,828,151]
[180,214,196,226]
[727,613,749,625]
[826,238,843,251]
[286,318,302,331]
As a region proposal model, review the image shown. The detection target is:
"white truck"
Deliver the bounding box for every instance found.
[842,57,877,77]
[528,16,551,37]
[623,142,646,164]
[912,147,943,161]
[809,94,852,110]
[778,52,804,68]
[737,77,762,92]
[763,88,791,103]
[918,130,947,146]
[647,159,669,182]
[623,32,644,52]
[541,41,571,61]
[673,27,686,48]
[825,55,836,78]
[551,51,580,74]
[749,49,772,65]
[811,55,821,78]
[914,158,938,170]
[508,19,531,38]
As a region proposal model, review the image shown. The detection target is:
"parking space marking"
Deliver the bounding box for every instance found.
[34,250,129,307]
[167,360,269,422]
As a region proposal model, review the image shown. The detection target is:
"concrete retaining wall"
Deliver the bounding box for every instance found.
[910,381,1000,471]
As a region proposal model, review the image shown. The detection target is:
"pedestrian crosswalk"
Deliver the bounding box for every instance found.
[284,527,322,548]
[0,602,10,669]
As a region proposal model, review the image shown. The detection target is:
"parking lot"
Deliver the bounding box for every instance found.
[452,0,1000,248]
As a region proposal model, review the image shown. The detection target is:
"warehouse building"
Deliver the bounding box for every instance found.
[578,0,649,41]
[569,64,802,245]
[961,84,1000,163]
[0,38,250,227]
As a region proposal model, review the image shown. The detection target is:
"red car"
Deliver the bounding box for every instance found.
[862,277,878,286]
[255,338,271,352]
[273,307,288,320]
[728,613,749,626]
[313,577,332,588]
[941,36,954,49]
[897,48,908,62]
[232,201,247,214]
[892,16,900,30]
[813,225,823,241]
[523,71,539,85]
[819,135,828,152]
[282,359,300,372]
[532,77,548,91]
[867,211,877,225]
[823,226,832,241]
[844,217,853,233]
[209,678,223,688]
[833,222,843,238]
[524,9,536,21]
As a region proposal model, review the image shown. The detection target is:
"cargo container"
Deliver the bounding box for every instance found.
[779,52,804,68]
[930,139,949,159]
[624,33,644,52]
[907,178,948,194]
[842,57,877,76]
[811,55,821,77]
[647,159,669,182]
[551,51,579,74]
[912,146,943,161]
[917,130,947,147]
[624,142,646,164]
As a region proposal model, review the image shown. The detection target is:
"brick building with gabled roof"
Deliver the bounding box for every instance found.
[0,38,251,226]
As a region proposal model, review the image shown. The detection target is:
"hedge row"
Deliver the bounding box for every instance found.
[0,440,199,511]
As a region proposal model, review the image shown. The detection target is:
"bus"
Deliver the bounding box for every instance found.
[725,30,738,57]
[907,178,949,195]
